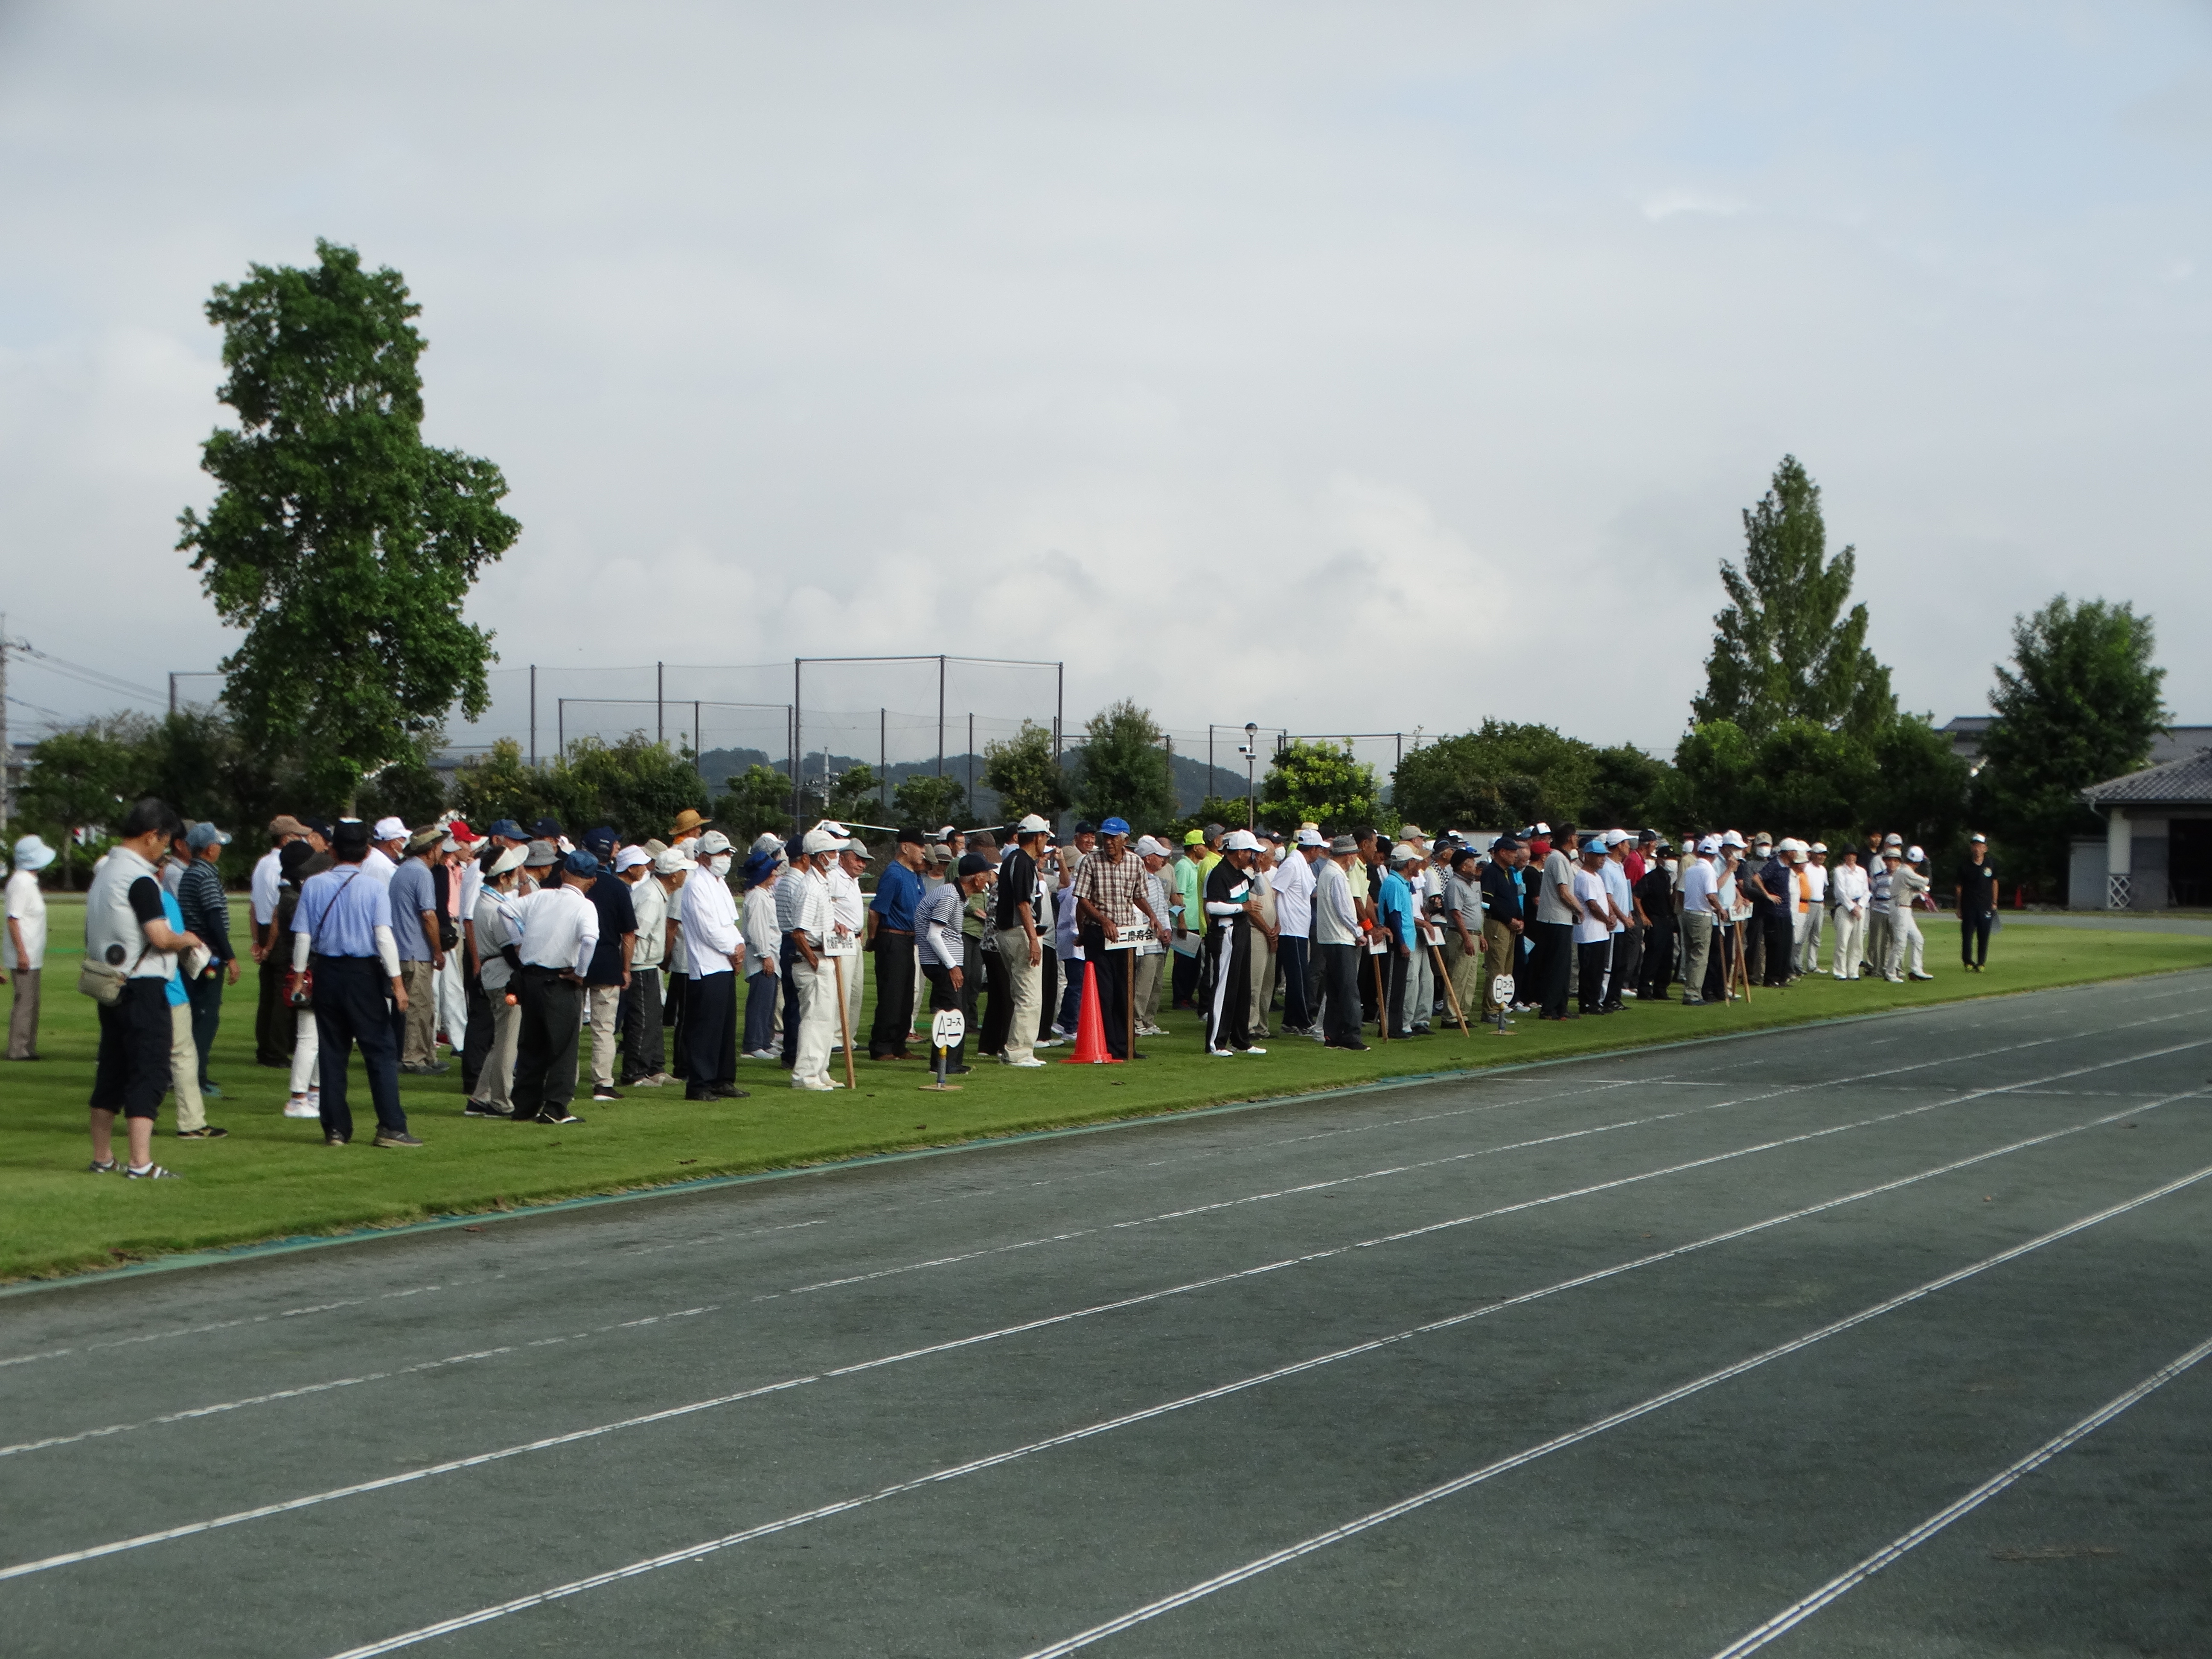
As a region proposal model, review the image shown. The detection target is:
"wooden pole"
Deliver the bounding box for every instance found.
[1126,948,1135,1059]
[833,953,857,1089]
[1429,937,1469,1036]
[1732,918,1752,1003]
[1371,949,1388,1039]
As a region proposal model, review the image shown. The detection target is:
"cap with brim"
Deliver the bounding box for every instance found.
[800,828,841,855]
[1016,814,1051,835]
[447,821,479,843]
[1907,845,1926,863]
[1490,835,1520,852]
[530,818,562,838]
[652,847,696,875]
[1810,841,1827,853]
[563,850,601,877]
[695,830,734,857]
[488,846,528,878]
[613,847,652,872]
[1390,844,1418,864]
[1883,833,1903,846]
[373,817,409,842]
[1182,829,1205,846]
[1721,831,1745,847]
[1328,834,1357,854]
[928,844,953,862]
[1398,824,1425,838]
[12,834,57,872]
[841,838,873,860]
[956,852,992,878]
[1073,821,1096,836]
[1451,845,1479,865]
[405,827,444,855]
[896,826,928,846]
[581,828,618,858]
[669,809,707,838]
[1970,832,1987,843]
[1222,829,1260,852]
[1697,835,1722,855]
[1603,829,1629,847]
[1099,816,1130,837]
[269,814,309,838]
[1135,836,1167,857]
[186,823,233,851]
[524,840,559,868]
[1295,828,1326,847]
[488,819,525,841]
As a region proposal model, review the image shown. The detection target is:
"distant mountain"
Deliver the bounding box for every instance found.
[695,744,1251,824]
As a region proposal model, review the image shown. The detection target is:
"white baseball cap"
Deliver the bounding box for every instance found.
[1222,829,1260,852]
[1720,830,1746,848]
[1603,828,1630,847]
[1295,828,1327,848]
[1907,845,1926,863]
[1134,835,1168,857]
[652,847,696,875]
[613,847,652,872]
[372,816,408,842]
[1697,835,1722,855]
[801,828,842,855]
[1016,813,1052,835]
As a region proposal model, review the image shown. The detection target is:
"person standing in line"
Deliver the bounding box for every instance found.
[681,836,746,1095]
[786,827,845,1092]
[1676,835,1719,1006]
[1600,831,1636,1010]
[828,837,871,1054]
[1571,838,1617,1015]
[5,834,56,1060]
[1246,835,1282,1039]
[1268,829,1319,1035]
[991,815,1051,1067]
[1866,838,1898,979]
[388,828,447,1074]
[1475,837,1522,1016]
[159,824,193,896]
[867,829,926,1060]
[919,851,990,1074]
[774,832,812,1070]
[1198,830,1269,1055]
[645,845,691,1080]
[250,815,307,1066]
[85,799,201,1176]
[1053,838,1088,1036]
[1956,833,1999,972]
[1170,829,1206,1010]
[1635,840,1675,1001]
[1134,836,1176,1037]
[507,850,603,1125]
[291,818,419,1147]
[1533,828,1583,1021]
[151,879,221,1139]
[276,838,329,1118]
[1369,844,1413,1038]
[1743,836,1792,988]
[460,819,525,1093]
[175,821,239,1100]
[957,831,993,1039]
[1828,848,1869,979]
[364,817,407,884]
[1072,818,1164,1059]
[1311,835,1368,1051]
[1797,843,1829,975]
[463,844,529,1118]
[616,846,669,1086]
[575,829,637,1105]
[1886,846,1936,982]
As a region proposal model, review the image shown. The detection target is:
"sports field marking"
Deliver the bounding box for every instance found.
[4,1038,2197,1488]
[1012,1160,2212,1659]
[7,1069,2190,1594]
[317,1138,2212,1659]
[0,1284,442,1371]
[1707,1330,2212,1657]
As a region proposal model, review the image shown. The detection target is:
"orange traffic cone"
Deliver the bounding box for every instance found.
[1060,963,1121,1064]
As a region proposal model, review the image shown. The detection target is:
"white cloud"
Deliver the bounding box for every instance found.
[1640,190,1748,221]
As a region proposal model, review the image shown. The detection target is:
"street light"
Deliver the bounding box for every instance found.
[1240,721,1260,830]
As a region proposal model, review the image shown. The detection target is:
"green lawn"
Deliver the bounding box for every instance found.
[3,897,2207,1284]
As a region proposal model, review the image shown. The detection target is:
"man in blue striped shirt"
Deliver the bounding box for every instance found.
[291,820,419,1147]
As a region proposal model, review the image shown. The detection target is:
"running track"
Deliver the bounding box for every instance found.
[4,972,2210,1656]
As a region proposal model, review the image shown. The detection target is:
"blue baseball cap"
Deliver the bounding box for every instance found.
[563,850,602,878]
[1100,816,1130,837]
[581,827,617,857]
[487,818,525,841]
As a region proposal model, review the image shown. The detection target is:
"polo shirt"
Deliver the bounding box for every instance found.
[995,848,1040,931]
[1571,867,1611,944]
[295,865,394,959]
[1602,859,1633,933]
[1678,857,1717,917]
[1957,857,1999,917]
[1479,862,1520,926]
[387,859,439,961]
[1269,853,1315,937]
[870,859,923,931]
[251,847,284,928]
[585,874,637,985]
[4,869,47,971]
[1376,868,1415,949]
[159,891,192,1009]
[1537,849,1577,925]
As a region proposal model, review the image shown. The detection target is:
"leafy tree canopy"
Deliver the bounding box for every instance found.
[1391,721,1595,832]
[1694,455,1893,740]
[1667,714,1967,853]
[1980,595,2167,894]
[713,764,801,847]
[1261,741,1394,836]
[1071,700,1175,828]
[982,719,1070,824]
[892,772,970,832]
[449,733,706,841]
[178,239,519,807]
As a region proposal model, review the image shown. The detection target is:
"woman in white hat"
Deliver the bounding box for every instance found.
[4,834,57,1059]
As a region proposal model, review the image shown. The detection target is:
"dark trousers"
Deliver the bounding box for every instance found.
[1708,923,1736,1000]
[1039,946,1059,1044]
[685,970,737,1094]
[254,950,289,1065]
[185,969,224,1088]
[666,970,689,1080]
[461,969,493,1093]
[1641,925,1676,999]
[1171,946,1200,1008]
[979,941,1015,1056]
[511,967,584,1121]
[1058,955,1086,1033]
[1201,918,1252,1051]
[962,934,983,1034]
[1078,926,1137,1058]
[621,966,664,1080]
[1534,921,1574,1017]
[311,956,407,1140]
[1317,942,1363,1046]
[743,969,778,1057]
[1763,911,1794,986]
[1612,925,1643,1006]
[1277,934,1313,1030]
[870,932,914,1057]
[923,962,966,1066]
[1962,913,1993,966]
[91,977,172,1120]
[1382,946,1409,1035]
[779,934,802,1067]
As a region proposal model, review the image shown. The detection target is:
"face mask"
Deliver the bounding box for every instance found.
[712,855,732,878]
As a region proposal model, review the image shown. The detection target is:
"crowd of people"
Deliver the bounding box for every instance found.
[35,795,2001,1181]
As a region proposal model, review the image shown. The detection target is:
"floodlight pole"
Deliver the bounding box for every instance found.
[557,699,564,760]
[656,661,664,746]
[1054,663,1063,777]
[880,707,887,810]
[791,658,802,836]
[937,655,946,777]
[1244,721,1258,830]
[968,712,975,808]
[528,665,537,767]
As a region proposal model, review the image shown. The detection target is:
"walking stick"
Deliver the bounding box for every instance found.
[1371,949,1388,1040]
[1126,946,1136,1060]
[1430,934,1470,1036]
[832,952,856,1089]
[1732,919,1752,1004]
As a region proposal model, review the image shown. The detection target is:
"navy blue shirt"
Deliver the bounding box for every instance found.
[870,860,923,932]
[584,875,637,986]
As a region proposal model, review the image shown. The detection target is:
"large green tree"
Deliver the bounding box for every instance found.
[1694,455,1893,739]
[1071,700,1176,829]
[981,719,1071,823]
[178,239,520,808]
[1391,721,1597,831]
[1980,596,2167,894]
[892,772,971,832]
[1260,741,1393,835]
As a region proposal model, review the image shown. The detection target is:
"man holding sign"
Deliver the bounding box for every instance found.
[1071,817,1165,1061]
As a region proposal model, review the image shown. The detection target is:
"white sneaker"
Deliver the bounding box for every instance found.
[283,1094,318,1119]
[1208,1046,1237,1057]
[742,1049,777,1060]
[1242,1045,1267,1055]
[1003,1057,1047,1068]
[792,1076,839,1091]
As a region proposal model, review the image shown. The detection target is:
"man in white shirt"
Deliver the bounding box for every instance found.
[5,833,56,1060]
[509,850,602,1125]
[680,832,744,1099]
[1884,847,1935,982]
[1796,843,1830,975]
[1572,839,1619,1015]
[786,827,844,1091]
[1269,829,1319,1035]
[1828,849,1869,980]
[826,839,870,1057]
[1676,837,1719,1007]
[617,846,671,1087]
[364,817,407,884]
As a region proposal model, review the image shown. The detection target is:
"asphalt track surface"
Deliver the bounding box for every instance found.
[5,974,2211,1658]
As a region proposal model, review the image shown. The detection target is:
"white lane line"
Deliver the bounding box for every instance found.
[1013,1161,2212,1659]
[323,1147,2212,1659]
[1708,1330,2212,1658]
[3,1070,2190,1589]
[0,1286,443,1371]
[3,1033,2197,1481]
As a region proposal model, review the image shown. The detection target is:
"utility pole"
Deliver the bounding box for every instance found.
[529,664,537,767]
[967,712,975,810]
[0,612,9,837]
[879,708,887,811]
[656,661,664,747]
[936,655,946,777]
[1054,663,1063,781]
[169,672,178,717]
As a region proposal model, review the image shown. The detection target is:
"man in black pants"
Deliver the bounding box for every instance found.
[1534,828,1583,1021]
[1956,832,1999,971]
[1200,829,1266,1054]
[1746,841,1795,987]
[291,818,419,1148]
[85,796,201,1176]
[867,830,928,1059]
[1072,817,1167,1060]
[1636,843,1676,999]
[1313,835,1368,1050]
[509,850,602,1125]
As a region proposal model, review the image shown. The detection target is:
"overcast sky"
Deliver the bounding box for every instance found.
[3,1,2207,763]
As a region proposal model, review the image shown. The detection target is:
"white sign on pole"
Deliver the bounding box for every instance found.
[1101,920,1156,951]
[1490,973,1516,1007]
[930,1008,966,1049]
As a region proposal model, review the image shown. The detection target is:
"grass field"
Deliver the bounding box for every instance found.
[3,896,2208,1284]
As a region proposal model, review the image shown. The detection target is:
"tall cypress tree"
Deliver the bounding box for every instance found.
[1693,456,1893,739]
[178,239,518,809]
